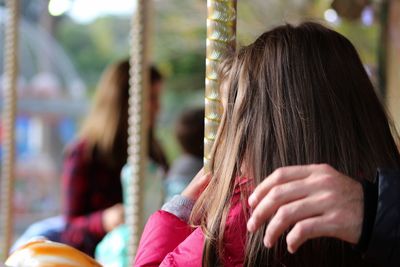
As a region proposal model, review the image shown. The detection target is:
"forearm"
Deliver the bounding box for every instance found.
[63,210,106,242]
[62,143,105,241]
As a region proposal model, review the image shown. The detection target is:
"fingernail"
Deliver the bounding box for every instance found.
[248,194,256,206]
[247,218,255,232]
[264,238,271,248]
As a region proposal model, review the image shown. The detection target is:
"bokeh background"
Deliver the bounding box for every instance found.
[0,0,399,240]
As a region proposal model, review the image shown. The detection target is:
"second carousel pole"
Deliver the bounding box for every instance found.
[0,0,19,261]
[126,0,152,265]
[204,0,237,171]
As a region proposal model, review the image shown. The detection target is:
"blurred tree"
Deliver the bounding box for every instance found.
[55,16,131,92]
[50,0,382,160]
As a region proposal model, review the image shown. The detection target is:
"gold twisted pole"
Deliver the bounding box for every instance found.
[126,0,151,265]
[0,0,19,261]
[205,0,237,170]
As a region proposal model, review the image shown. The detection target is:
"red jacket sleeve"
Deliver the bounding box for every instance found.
[134,210,203,266]
[61,143,106,250]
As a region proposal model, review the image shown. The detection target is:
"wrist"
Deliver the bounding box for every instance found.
[161,195,195,223]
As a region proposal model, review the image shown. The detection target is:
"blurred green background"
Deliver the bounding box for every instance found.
[34,0,382,161]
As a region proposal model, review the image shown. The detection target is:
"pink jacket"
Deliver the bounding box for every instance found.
[134,184,248,267]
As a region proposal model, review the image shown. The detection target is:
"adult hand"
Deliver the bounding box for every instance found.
[247,164,364,253]
[102,203,124,232]
[181,168,210,201]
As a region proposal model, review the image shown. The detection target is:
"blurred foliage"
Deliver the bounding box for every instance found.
[55,16,131,92]
[337,21,379,65]
[48,0,381,161]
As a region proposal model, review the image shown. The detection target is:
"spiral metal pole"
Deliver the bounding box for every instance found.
[0,0,19,261]
[204,0,237,170]
[127,0,151,265]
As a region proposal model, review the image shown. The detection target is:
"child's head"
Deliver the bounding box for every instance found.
[175,107,205,158]
[195,22,400,266]
[214,21,399,181]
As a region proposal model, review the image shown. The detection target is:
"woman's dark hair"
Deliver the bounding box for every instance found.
[191,22,400,266]
[175,107,205,158]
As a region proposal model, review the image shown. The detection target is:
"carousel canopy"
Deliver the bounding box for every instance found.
[0,7,86,101]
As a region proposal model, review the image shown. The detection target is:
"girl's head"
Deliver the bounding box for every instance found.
[80,59,164,165]
[195,22,400,266]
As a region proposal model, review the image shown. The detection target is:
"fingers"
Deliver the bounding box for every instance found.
[286,215,333,253]
[195,171,212,192]
[181,168,211,200]
[263,194,327,247]
[190,168,206,187]
[199,171,211,185]
[245,164,360,254]
[194,168,211,187]
[249,165,315,208]
[193,167,205,180]
[247,179,311,232]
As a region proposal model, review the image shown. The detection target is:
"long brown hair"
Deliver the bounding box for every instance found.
[79,60,168,170]
[192,22,400,266]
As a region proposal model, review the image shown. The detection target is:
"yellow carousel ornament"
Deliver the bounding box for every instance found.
[6,240,101,267]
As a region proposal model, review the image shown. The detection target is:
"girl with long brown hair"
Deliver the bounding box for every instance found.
[134,22,400,266]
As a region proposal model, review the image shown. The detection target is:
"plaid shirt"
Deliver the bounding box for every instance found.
[60,140,123,256]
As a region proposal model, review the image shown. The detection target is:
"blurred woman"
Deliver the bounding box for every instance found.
[60,60,168,257]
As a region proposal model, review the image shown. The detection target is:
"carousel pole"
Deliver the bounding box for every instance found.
[126,0,151,265]
[0,0,19,260]
[204,0,237,170]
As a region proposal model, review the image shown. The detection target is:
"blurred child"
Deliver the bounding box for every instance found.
[164,107,204,201]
